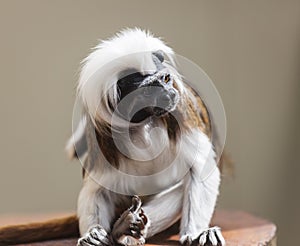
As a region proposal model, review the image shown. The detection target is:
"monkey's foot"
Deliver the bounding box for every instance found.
[181,227,225,246]
[112,196,150,245]
[77,225,110,246]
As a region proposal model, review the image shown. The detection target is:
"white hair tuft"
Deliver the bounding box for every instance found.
[77,28,180,125]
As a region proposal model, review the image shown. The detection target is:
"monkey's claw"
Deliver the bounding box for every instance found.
[198,227,225,246]
[112,196,150,245]
[77,225,110,246]
[181,227,225,246]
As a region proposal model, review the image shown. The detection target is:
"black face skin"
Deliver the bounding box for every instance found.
[116,52,178,123]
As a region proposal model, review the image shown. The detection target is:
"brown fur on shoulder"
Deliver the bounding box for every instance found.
[0,215,79,245]
[179,82,233,174]
[170,82,212,139]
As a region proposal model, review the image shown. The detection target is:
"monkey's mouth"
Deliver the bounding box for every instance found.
[129,105,173,123]
[152,107,168,117]
[151,91,179,117]
[117,90,179,123]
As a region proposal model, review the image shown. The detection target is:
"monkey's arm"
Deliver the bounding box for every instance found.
[77,178,115,246]
[77,178,149,246]
[179,140,225,245]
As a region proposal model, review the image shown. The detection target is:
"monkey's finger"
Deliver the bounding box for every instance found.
[130,229,142,239]
[139,210,148,225]
[199,230,208,245]
[214,227,226,245]
[123,225,141,239]
[131,220,145,230]
[129,224,141,232]
[130,195,142,213]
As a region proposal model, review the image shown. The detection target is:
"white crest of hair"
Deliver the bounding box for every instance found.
[76,28,182,125]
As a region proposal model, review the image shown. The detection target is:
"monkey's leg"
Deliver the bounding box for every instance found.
[179,149,225,246]
[77,178,115,246]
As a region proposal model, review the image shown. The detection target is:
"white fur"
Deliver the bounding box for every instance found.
[77,178,116,234]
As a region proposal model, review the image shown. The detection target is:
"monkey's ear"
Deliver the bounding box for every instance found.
[152,50,164,63]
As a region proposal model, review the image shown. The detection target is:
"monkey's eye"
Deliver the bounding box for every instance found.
[164,74,171,83]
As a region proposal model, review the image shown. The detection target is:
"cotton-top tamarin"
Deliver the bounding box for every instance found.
[69,28,225,246]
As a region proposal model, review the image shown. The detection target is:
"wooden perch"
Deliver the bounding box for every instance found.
[0,210,276,245]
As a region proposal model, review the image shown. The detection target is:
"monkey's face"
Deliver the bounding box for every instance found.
[111,51,180,123]
[116,69,179,123]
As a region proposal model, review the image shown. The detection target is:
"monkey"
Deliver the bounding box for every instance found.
[70,28,225,246]
[0,28,226,246]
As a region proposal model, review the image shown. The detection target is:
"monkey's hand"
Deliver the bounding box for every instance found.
[181,227,225,246]
[112,195,150,246]
[77,225,111,246]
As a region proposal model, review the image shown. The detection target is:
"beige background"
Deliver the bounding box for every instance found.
[0,1,299,245]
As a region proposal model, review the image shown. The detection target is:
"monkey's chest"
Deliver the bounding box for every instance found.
[111,128,212,196]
